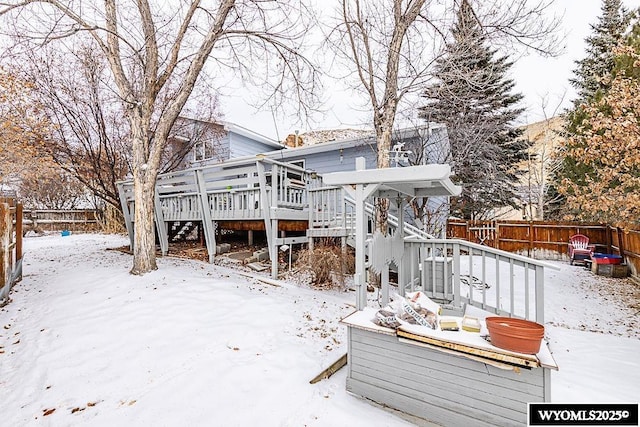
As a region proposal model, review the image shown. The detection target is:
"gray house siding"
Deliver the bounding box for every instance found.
[276,131,447,175]
[216,135,232,161]
[229,131,281,158]
[277,142,378,175]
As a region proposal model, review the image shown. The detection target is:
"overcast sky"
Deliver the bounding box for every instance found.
[221,0,640,141]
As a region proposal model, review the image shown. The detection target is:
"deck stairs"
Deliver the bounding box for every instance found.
[169,221,198,242]
[307,190,432,248]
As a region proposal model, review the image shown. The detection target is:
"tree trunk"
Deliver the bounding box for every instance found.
[129,115,159,275]
[131,174,157,274]
[536,190,545,221]
[374,119,394,234]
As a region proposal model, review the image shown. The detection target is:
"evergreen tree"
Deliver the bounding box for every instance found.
[420,0,526,220]
[553,0,634,219]
[570,0,630,105]
[560,42,640,225]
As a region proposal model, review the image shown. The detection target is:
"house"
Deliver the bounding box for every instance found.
[173,118,450,174]
[118,120,453,277]
[492,116,565,221]
[117,118,560,427]
[163,117,284,171]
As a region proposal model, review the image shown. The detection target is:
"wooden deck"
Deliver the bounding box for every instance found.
[118,156,555,323]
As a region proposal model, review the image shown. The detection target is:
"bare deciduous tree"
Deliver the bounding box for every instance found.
[12,45,132,211]
[1,0,319,274]
[327,0,561,169]
[19,165,89,209]
[521,94,566,220]
[326,0,561,226]
[13,45,224,212]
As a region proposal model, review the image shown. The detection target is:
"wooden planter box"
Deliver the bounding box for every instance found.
[591,262,629,278]
[342,309,557,427]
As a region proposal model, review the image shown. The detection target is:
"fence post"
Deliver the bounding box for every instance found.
[16,203,23,264]
[617,226,625,257]
[0,203,10,297]
[528,222,534,257]
[495,221,500,250]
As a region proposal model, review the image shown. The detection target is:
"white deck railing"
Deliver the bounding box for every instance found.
[161,193,201,221]
[398,237,557,323]
[132,160,315,222]
[208,188,261,219]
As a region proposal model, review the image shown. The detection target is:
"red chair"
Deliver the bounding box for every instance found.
[568,234,595,265]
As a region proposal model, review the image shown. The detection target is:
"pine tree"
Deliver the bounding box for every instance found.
[570,0,630,105]
[420,0,526,220]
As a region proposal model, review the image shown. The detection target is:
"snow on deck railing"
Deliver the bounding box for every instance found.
[401,237,559,323]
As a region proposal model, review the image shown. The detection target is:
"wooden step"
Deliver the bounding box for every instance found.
[307,228,351,238]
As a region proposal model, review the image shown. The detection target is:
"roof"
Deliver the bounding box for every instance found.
[221,121,283,149]
[175,116,282,149]
[263,123,447,159]
[157,122,448,174]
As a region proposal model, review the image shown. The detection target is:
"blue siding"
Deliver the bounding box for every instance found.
[281,143,378,175]
[278,128,449,175]
[272,129,451,236]
[229,132,280,158]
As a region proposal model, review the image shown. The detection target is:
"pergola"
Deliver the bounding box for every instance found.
[323,157,462,309]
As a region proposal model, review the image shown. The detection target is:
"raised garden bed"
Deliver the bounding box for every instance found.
[591,253,623,265]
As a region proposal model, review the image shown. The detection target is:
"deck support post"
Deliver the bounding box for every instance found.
[195,170,217,263]
[453,242,461,307]
[117,183,134,249]
[535,265,545,323]
[271,219,279,278]
[397,196,405,297]
[247,230,254,246]
[353,158,380,310]
[381,267,389,306]
[256,160,277,278]
[154,189,169,256]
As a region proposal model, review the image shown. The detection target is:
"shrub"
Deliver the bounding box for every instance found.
[296,242,355,287]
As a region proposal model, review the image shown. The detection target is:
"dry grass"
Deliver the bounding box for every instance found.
[296,243,355,288]
[98,205,126,234]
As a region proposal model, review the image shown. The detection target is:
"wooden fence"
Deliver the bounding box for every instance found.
[447,219,640,279]
[0,198,23,305]
[23,209,102,233]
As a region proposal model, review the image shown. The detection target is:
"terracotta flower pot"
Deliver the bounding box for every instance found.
[485,317,545,354]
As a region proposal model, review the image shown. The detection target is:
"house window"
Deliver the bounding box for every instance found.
[288,159,305,169]
[193,138,223,162]
[286,160,305,183]
[194,141,206,162]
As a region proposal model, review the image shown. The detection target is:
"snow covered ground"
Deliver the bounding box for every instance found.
[0,233,638,426]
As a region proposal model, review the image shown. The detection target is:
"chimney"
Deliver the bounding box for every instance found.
[284,131,304,148]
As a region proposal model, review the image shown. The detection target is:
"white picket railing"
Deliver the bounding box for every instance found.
[399,237,557,323]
